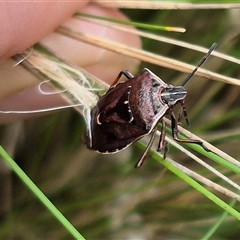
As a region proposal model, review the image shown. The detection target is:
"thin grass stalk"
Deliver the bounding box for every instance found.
[93,1,240,10]
[56,26,240,86]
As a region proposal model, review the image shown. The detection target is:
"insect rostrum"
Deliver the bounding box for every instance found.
[85,43,217,168]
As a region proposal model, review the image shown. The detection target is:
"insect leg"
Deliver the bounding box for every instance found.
[135,127,158,168]
[171,112,210,151]
[157,119,168,158]
[157,119,166,150]
[177,102,190,126]
[110,70,134,87]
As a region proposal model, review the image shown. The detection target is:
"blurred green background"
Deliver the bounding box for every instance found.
[1,5,240,240]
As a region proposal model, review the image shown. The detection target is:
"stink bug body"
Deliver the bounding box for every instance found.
[85,43,217,168]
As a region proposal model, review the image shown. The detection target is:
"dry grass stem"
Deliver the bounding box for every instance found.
[163,154,240,201]
[164,134,240,192]
[80,16,240,65]
[93,1,240,10]
[11,50,99,135]
[56,26,240,86]
[164,118,240,168]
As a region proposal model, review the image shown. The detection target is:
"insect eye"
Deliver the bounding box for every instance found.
[151,80,161,93]
[152,81,160,88]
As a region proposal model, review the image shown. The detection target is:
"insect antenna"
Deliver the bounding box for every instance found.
[181,43,217,86]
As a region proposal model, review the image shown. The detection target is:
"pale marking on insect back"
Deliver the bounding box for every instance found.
[129,117,134,123]
[96,114,102,125]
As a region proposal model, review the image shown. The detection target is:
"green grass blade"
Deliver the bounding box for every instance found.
[0,145,85,240]
[77,12,185,32]
[136,141,240,221]
[164,126,240,174]
[201,199,238,240]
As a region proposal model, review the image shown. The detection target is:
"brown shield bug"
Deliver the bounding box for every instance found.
[85,43,217,168]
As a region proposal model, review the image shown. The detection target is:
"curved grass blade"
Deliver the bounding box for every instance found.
[136,141,240,221]
[0,145,85,240]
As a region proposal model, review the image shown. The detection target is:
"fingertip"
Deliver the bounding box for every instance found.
[0,1,89,59]
[41,3,141,83]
